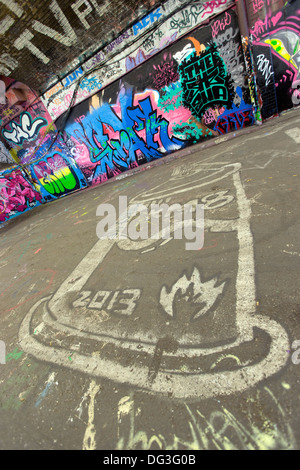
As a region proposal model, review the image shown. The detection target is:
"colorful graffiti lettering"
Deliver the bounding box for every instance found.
[211,11,232,38]
[202,106,226,126]
[178,43,234,120]
[214,87,255,133]
[64,67,84,88]
[30,154,87,200]
[132,8,162,36]
[65,86,185,183]
[0,168,43,222]
[0,4,266,224]
[215,108,255,133]
[2,112,48,145]
[202,0,229,18]
[55,9,252,183]
[247,0,300,117]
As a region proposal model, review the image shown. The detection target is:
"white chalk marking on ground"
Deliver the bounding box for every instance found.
[281,250,300,257]
[18,164,291,399]
[284,128,300,143]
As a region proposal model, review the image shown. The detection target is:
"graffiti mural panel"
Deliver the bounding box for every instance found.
[57,7,252,186]
[28,152,88,202]
[1,99,55,164]
[0,166,43,223]
[246,0,300,119]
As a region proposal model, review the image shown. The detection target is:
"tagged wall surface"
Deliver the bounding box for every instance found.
[56,7,253,185]
[0,166,43,223]
[245,0,300,119]
[1,0,299,226]
[0,0,163,93]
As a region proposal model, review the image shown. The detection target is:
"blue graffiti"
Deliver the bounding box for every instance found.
[214,87,254,133]
[132,8,162,36]
[65,85,185,180]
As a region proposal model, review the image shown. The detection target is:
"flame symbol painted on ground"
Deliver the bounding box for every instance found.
[159,267,226,320]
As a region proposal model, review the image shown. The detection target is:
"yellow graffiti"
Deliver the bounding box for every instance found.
[116,387,295,450]
[82,380,101,451]
[265,39,298,69]
[38,167,77,195]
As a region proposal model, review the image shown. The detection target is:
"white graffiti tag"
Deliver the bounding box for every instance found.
[3,112,47,145]
[256,54,275,87]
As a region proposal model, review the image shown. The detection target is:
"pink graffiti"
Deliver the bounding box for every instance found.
[211,11,232,38]
[202,107,225,125]
[151,54,180,90]
[0,170,42,221]
[250,11,284,41]
[202,0,228,18]
[252,0,264,14]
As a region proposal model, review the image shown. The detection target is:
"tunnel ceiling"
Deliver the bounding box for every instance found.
[0,0,163,93]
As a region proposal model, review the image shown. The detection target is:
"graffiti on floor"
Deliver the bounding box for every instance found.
[18,162,289,401]
[115,387,296,450]
[72,288,142,317]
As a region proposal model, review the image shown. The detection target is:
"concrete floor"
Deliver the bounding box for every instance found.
[0,109,299,450]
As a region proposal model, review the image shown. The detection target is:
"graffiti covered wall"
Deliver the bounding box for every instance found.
[57,7,253,185]
[42,0,236,121]
[0,79,88,207]
[1,0,299,226]
[28,151,87,202]
[245,0,300,119]
[0,166,43,223]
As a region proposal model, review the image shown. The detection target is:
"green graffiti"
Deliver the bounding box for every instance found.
[6,348,24,362]
[41,168,77,195]
[173,121,213,143]
[158,81,184,112]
